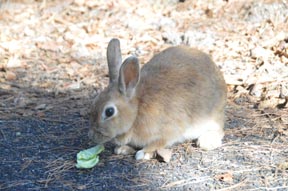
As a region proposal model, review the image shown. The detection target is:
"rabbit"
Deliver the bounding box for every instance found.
[88,38,227,160]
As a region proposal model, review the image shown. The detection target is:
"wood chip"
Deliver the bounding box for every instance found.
[215,172,234,183]
[156,149,172,163]
[5,71,17,81]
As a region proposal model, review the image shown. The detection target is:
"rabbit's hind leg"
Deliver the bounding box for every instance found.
[196,121,224,150]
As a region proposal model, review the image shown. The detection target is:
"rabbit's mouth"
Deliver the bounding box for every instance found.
[88,128,113,144]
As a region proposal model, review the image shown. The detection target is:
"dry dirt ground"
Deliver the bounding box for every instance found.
[0,0,288,190]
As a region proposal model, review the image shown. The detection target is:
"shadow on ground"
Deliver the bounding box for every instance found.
[0,84,152,190]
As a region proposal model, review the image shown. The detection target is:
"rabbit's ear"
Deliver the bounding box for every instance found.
[107,38,122,84]
[118,56,140,98]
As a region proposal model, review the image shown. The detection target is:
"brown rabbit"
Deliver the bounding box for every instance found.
[89,38,227,160]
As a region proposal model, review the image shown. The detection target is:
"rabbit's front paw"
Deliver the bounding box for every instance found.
[135,150,155,160]
[114,145,136,155]
[197,131,223,150]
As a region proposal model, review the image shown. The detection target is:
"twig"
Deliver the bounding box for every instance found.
[161,177,211,188]
[215,179,247,191]
[0,128,6,140]
[247,185,288,191]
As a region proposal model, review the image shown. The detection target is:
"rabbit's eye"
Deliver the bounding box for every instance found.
[105,107,114,118]
[102,103,117,120]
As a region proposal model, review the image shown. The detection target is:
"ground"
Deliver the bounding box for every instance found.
[0,0,288,190]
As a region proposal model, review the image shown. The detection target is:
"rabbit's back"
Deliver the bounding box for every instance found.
[137,46,226,121]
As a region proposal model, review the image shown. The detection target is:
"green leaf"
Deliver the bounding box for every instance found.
[76,144,104,161]
[76,155,100,169]
[75,144,105,169]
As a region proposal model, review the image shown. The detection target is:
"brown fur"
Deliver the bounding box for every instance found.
[89,39,227,160]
